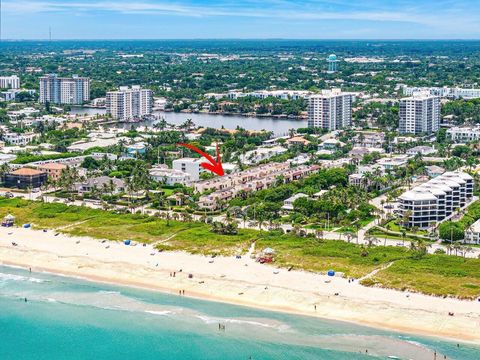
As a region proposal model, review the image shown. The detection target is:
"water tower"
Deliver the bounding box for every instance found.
[327,54,338,73]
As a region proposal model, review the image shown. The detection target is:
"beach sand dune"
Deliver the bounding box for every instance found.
[1,226,479,343]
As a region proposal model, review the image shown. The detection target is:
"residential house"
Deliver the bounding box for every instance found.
[4,168,47,189]
[37,163,67,182]
[282,193,309,211]
[286,136,311,147]
[376,155,410,170]
[465,219,480,244]
[75,176,125,195]
[406,146,436,156]
[318,138,345,151]
[240,146,287,165]
[149,165,192,186]
[425,165,445,178]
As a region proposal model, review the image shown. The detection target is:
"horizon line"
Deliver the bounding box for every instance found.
[2,38,480,42]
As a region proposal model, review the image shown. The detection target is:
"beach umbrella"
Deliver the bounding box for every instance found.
[264,247,275,255]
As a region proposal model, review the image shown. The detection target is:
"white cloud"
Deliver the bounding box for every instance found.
[3,0,480,32]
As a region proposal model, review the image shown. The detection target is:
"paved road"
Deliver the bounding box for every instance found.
[4,189,479,259]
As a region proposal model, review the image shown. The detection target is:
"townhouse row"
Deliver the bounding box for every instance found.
[197,163,320,210]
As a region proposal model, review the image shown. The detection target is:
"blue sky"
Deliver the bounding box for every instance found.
[2,0,480,39]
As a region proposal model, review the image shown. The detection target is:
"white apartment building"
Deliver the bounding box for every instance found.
[106,86,153,121]
[399,92,440,135]
[2,132,37,146]
[307,89,353,130]
[397,172,474,228]
[240,145,288,165]
[348,164,385,189]
[172,158,204,182]
[465,219,480,245]
[149,165,192,186]
[446,126,480,143]
[403,86,480,100]
[375,155,410,170]
[39,74,90,104]
[353,131,385,148]
[224,89,310,100]
[0,76,20,89]
[1,89,36,102]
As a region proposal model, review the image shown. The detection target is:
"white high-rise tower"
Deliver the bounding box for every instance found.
[307,89,353,131]
[106,86,153,121]
[399,92,440,135]
[39,74,90,105]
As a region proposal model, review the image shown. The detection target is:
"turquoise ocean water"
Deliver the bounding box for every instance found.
[0,265,478,360]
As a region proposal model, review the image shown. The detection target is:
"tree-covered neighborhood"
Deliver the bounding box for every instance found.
[1,40,480,301]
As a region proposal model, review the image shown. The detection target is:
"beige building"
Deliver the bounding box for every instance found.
[37,163,67,182]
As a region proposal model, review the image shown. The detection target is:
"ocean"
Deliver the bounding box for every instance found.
[0,265,478,360]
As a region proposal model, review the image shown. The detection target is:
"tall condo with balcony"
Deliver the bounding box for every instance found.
[106,86,153,121]
[307,89,353,130]
[399,92,440,135]
[0,75,20,89]
[39,74,90,105]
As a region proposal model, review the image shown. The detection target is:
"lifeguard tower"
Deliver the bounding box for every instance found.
[2,214,15,227]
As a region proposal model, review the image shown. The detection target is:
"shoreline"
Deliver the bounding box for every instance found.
[1,226,479,344]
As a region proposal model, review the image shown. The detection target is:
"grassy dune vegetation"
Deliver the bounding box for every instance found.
[1,198,479,298]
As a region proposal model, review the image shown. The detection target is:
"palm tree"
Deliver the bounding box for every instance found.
[0,163,11,184]
[180,119,195,130]
[154,119,168,131]
[315,229,324,241]
[401,230,407,247]
[345,232,353,243]
[464,246,473,259]
[402,210,412,228]
[366,236,380,247]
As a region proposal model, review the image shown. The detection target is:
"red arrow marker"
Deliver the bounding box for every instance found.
[177,142,225,177]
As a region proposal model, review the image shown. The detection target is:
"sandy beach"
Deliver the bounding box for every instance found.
[1,226,479,344]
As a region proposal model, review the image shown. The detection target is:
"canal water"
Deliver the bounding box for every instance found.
[70,107,306,136]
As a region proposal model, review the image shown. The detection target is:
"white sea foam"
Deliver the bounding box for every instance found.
[0,272,45,284]
[145,310,174,316]
[195,315,286,330]
[97,290,121,295]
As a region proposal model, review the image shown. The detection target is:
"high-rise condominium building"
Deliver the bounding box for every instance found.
[307,89,353,130]
[399,92,440,135]
[39,74,90,105]
[0,76,20,89]
[106,86,153,121]
[398,172,474,228]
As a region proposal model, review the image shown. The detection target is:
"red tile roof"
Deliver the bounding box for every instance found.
[10,168,46,176]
